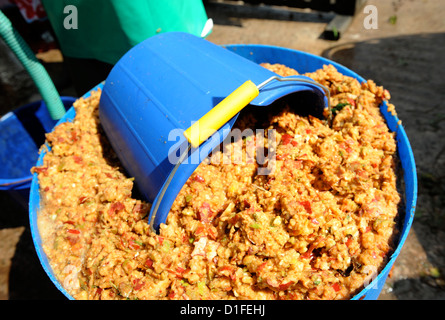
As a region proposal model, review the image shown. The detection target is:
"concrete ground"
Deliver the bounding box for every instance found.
[1,0,444,299]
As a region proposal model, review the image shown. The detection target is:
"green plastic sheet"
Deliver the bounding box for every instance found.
[42,0,210,65]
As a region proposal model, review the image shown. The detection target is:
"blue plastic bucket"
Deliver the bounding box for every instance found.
[99,32,330,232]
[0,97,76,207]
[29,43,417,300]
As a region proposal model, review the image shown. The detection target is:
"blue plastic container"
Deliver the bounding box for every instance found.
[0,97,76,207]
[99,32,329,231]
[29,39,417,300]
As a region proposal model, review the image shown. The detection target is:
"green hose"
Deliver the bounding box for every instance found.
[0,10,65,120]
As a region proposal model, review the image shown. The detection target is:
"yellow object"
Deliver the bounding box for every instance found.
[184,80,259,148]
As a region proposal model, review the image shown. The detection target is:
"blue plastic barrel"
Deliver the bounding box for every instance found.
[0,97,76,207]
[29,43,417,300]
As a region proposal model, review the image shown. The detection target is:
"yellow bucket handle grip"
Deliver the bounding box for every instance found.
[183,80,259,148]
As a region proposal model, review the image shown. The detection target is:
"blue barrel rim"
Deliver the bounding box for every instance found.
[29,44,417,300]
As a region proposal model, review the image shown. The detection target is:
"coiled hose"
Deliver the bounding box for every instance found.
[0,10,65,120]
